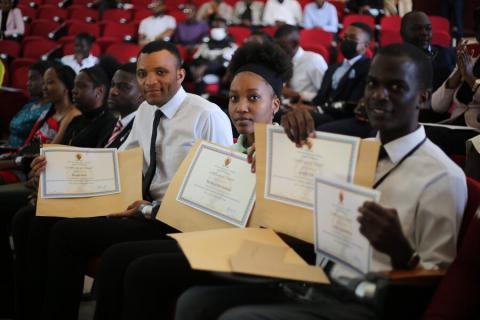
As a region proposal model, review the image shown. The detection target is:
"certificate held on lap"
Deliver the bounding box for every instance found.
[176,141,256,227]
[314,177,380,275]
[40,147,121,198]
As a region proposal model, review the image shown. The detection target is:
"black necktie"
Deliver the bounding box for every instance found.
[142,109,163,202]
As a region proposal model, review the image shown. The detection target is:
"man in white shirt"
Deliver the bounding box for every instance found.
[274,24,327,103]
[138,0,176,47]
[60,32,99,74]
[262,0,302,26]
[303,0,338,32]
[174,43,467,320]
[22,41,233,320]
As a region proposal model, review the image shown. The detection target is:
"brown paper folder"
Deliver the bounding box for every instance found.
[156,140,238,232]
[36,146,143,218]
[249,123,379,243]
[169,227,328,284]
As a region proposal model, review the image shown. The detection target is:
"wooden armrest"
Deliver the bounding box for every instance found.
[378,269,446,286]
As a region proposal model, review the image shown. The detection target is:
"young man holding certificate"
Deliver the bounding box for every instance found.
[14,41,233,320]
[174,43,467,320]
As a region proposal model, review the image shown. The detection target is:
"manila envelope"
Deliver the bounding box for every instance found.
[157,140,238,232]
[249,123,379,243]
[169,227,329,284]
[36,146,142,218]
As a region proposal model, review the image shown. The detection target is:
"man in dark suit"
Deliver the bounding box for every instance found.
[308,22,372,125]
[102,62,143,148]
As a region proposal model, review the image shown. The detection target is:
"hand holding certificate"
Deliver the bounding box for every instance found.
[176,141,256,227]
[314,176,380,275]
[40,147,121,198]
[265,125,360,209]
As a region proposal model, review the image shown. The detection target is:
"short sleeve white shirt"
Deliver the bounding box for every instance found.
[138,15,177,42]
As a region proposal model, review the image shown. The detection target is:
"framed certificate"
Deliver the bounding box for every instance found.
[264,125,360,209]
[176,141,256,227]
[40,147,121,198]
[314,176,380,275]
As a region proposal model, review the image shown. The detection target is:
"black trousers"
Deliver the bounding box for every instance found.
[175,284,379,320]
[94,239,223,320]
[11,208,177,320]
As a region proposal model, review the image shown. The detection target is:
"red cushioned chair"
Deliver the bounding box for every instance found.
[72,0,92,5]
[228,26,251,46]
[37,5,68,22]
[22,38,59,59]
[379,15,401,31]
[330,0,345,20]
[300,28,334,48]
[67,21,101,38]
[105,43,140,63]
[342,14,376,30]
[169,8,187,24]
[16,4,36,23]
[68,6,99,22]
[29,19,61,38]
[379,29,402,47]
[302,43,330,63]
[133,8,151,23]
[43,0,63,5]
[100,21,138,40]
[432,30,451,48]
[102,8,133,23]
[0,40,22,59]
[429,15,450,34]
[423,177,480,320]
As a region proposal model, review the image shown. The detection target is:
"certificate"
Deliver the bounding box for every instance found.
[40,147,121,198]
[314,176,380,275]
[176,141,256,227]
[265,125,360,209]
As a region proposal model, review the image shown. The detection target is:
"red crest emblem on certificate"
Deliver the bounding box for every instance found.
[76,153,82,160]
[224,157,232,168]
[338,191,344,205]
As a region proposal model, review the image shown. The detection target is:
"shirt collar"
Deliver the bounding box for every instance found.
[293,47,304,63]
[157,87,187,119]
[120,110,137,126]
[376,125,426,164]
[343,54,363,66]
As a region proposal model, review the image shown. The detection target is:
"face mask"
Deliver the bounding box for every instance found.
[210,28,227,41]
[340,39,358,60]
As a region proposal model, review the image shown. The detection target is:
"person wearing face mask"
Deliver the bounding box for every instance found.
[190,18,237,94]
[303,0,338,32]
[138,0,176,47]
[308,22,372,124]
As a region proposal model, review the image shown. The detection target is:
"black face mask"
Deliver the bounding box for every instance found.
[340,39,358,59]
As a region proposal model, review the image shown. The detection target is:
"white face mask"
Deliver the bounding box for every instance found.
[210,28,227,41]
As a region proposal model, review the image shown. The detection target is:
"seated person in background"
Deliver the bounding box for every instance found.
[309,22,372,124]
[91,40,292,320]
[384,0,412,16]
[60,33,99,74]
[190,18,237,94]
[0,64,79,185]
[103,62,143,148]
[172,3,209,47]
[138,0,176,47]
[91,0,134,19]
[196,0,233,25]
[232,0,264,26]
[175,42,467,320]
[5,61,55,148]
[262,0,302,26]
[303,0,339,33]
[274,24,327,103]
[0,0,24,39]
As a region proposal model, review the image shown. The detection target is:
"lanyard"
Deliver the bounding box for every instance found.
[373,137,427,189]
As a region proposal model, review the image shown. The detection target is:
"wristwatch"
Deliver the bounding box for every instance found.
[472,78,480,93]
[138,201,161,220]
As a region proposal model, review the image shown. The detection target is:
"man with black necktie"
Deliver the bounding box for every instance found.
[15,41,233,320]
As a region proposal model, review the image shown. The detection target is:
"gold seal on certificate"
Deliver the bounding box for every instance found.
[176,141,256,227]
[314,176,380,275]
[264,125,360,209]
[40,147,121,199]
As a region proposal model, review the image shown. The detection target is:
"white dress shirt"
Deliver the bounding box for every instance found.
[290,47,328,102]
[60,54,99,74]
[262,0,302,26]
[120,87,233,201]
[138,14,176,42]
[326,126,467,280]
[303,1,338,32]
[232,1,264,25]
